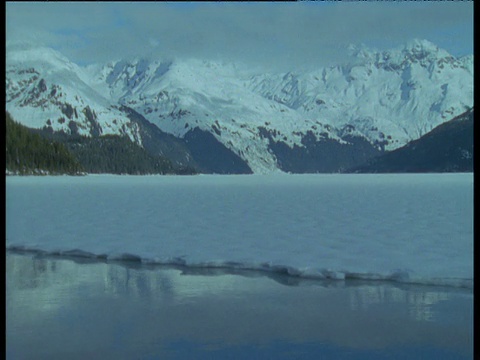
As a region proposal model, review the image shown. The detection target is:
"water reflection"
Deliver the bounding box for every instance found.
[6,253,473,359]
[348,283,452,322]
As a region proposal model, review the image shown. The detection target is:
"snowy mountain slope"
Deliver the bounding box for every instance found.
[350,107,474,173]
[6,45,143,144]
[5,48,252,173]
[246,39,473,149]
[85,57,342,173]
[6,39,474,174]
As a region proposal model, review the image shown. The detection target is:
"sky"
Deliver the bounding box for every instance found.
[5,1,474,71]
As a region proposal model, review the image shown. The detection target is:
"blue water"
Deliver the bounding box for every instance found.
[6,253,473,359]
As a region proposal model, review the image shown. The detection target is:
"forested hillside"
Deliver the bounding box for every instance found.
[349,108,473,173]
[6,112,197,175]
[6,112,83,175]
[57,134,189,175]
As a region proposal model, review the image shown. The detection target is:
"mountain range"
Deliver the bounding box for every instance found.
[6,39,473,174]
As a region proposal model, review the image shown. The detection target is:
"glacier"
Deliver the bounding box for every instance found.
[6,173,473,288]
[5,39,474,174]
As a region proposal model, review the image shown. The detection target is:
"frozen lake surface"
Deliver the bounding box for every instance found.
[6,173,473,288]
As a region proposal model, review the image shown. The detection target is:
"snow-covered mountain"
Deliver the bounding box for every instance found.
[6,39,473,174]
[6,44,144,145]
[248,39,473,146]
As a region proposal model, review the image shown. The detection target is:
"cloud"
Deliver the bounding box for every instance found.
[6,2,473,71]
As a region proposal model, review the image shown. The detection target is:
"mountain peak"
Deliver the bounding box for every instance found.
[347,39,455,68]
[399,38,453,60]
[6,43,76,73]
[402,38,439,52]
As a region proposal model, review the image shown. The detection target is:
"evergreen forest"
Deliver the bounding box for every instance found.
[6,112,83,175]
[6,112,196,175]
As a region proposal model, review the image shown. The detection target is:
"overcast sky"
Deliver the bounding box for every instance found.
[6,1,474,71]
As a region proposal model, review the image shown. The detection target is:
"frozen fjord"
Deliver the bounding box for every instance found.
[6,173,473,288]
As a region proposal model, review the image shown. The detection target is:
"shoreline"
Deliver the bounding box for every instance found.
[7,252,473,359]
[6,248,473,291]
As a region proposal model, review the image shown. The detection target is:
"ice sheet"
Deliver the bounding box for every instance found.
[6,173,473,288]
